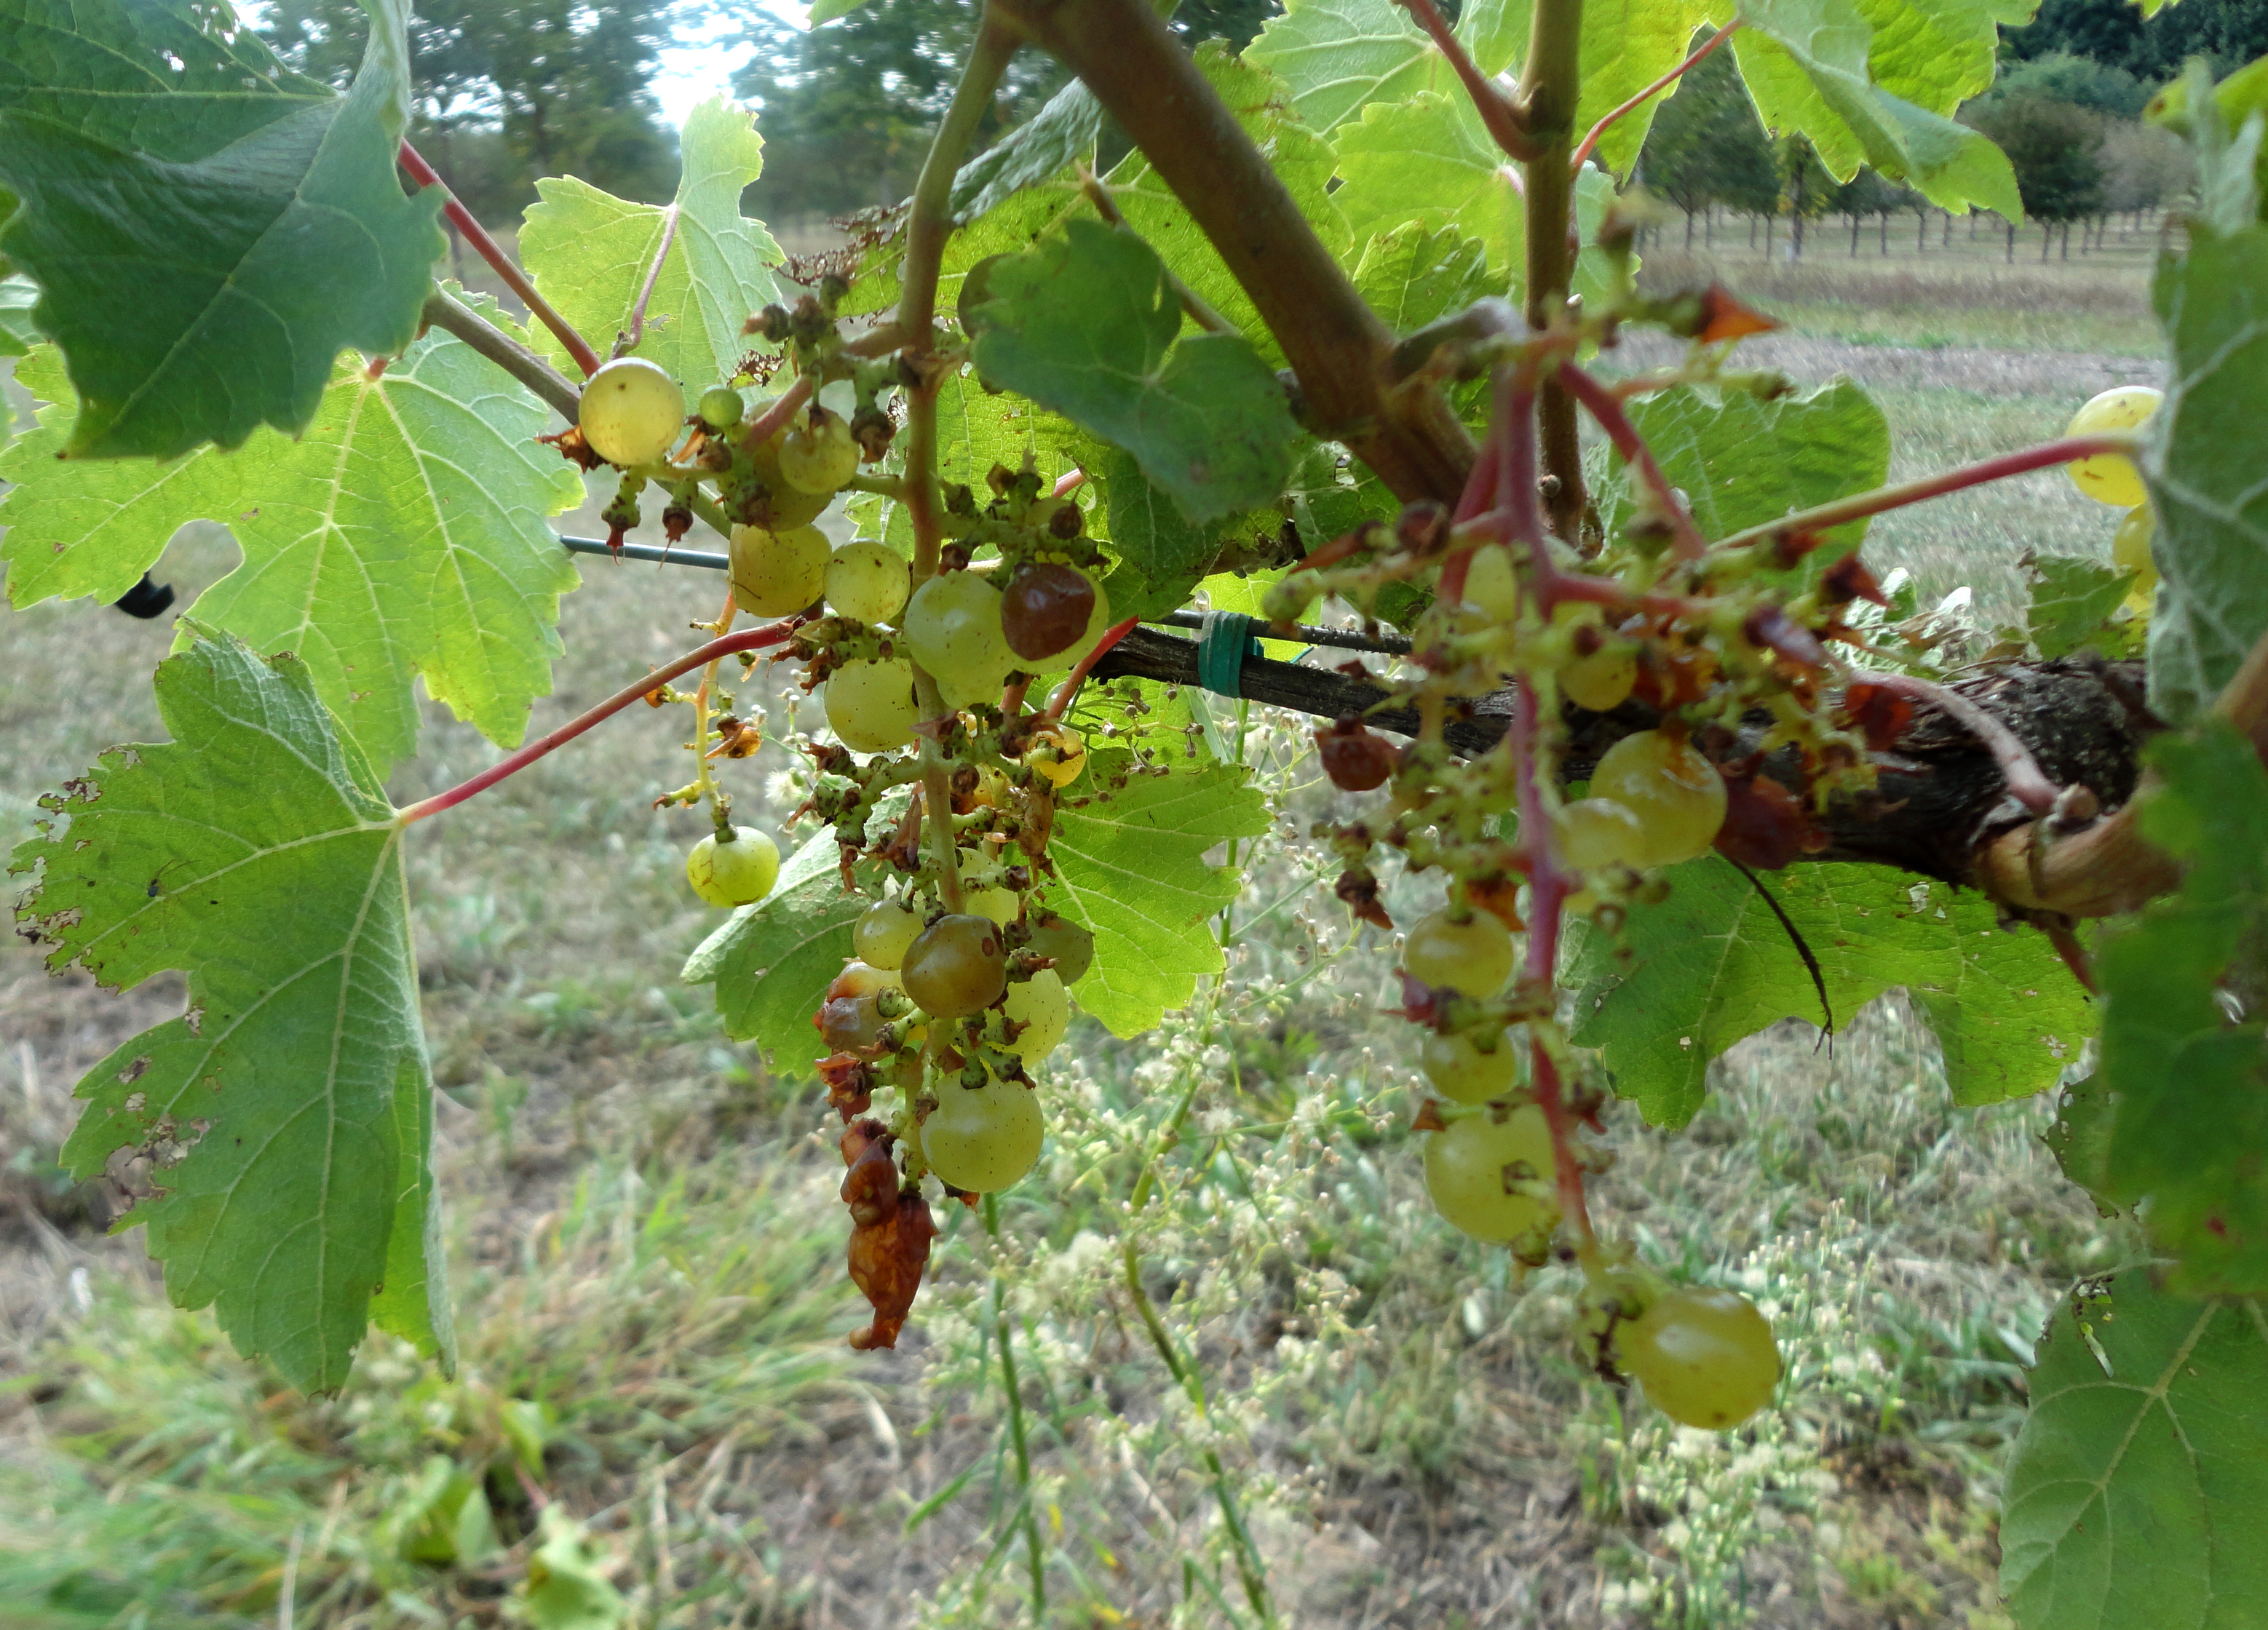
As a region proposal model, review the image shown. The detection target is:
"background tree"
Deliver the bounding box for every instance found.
[734,0,1280,220]
[1635,44,1780,244]
[2002,0,2268,81]
[261,0,680,218]
[1994,49,2152,117]
[1965,93,2108,247]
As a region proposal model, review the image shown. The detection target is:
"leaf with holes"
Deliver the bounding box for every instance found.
[0,0,443,459]
[0,301,584,777]
[7,631,444,1394]
[1045,755,1270,1036]
[519,98,783,391]
[2000,1271,2268,1630]
[1570,856,2095,1127]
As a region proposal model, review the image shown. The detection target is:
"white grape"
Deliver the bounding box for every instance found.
[580,358,685,466]
[822,659,920,754]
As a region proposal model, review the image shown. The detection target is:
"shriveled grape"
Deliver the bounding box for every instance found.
[731,524,829,618]
[822,659,920,754]
[1403,907,1515,996]
[580,357,685,467]
[825,541,910,627]
[1587,730,1726,867]
[685,826,780,907]
[1424,1106,1554,1241]
[1026,727,1087,789]
[1001,562,1098,661]
[901,913,1007,1017]
[1612,1286,1780,1429]
[921,1077,1044,1192]
[1317,717,1397,792]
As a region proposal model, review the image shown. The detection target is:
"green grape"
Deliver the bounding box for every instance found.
[1613,1286,1781,1429]
[1423,1106,1555,1242]
[579,357,686,467]
[1024,913,1095,985]
[958,848,1020,927]
[731,523,829,618]
[685,825,780,907]
[744,432,834,530]
[1555,797,1649,871]
[2113,505,2158,601]
[825,541,910,627]
[698,386,744,431]
[901,913,1007,1018]
[1030,576,1115,675]
[905,570,1015,703]
[822,658,920,754]
[2066,385,2161,507]
[1420,1031,1520,1105]
[779,408,862,494]
[1587,730,1726,867]
[1000,968,1070,1059]
[1462,543,1520,622]
[1403,907,1515,996]
[921,1076,1044,1192]
[854,898,924,970]
[1553,603,1638,712]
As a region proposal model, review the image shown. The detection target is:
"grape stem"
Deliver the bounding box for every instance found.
[1558,362,1709,560]
[421,289,581,422]
[1567,23,1741,174]
[394,624,796,825]
[1507,679,1598,1252]
[399,142,601,378]
[1711,432,2140,552]
[1395,0,1540,160]
[1849,672,2061,815]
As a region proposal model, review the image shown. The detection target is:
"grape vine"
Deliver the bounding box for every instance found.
[4,0,2268,1622]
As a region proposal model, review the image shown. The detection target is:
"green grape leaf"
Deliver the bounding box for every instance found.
[1099,44,1351,361]
[2145,223,2268,725]
[808,0,879,21]
[1731,0,2022,217]
[1575,2,1721,175]
[683,821,881,1071]
[1085,442,1283,624]
[1351,222,1499,335]
[1571,856,2095,1127]
[0,271,39,356]
[1852,0,2004,117]
[2087,725,2268,1297]
[2027,554,2144,661]
[519,98,783,393]
[0,311,584,777]
[7,631,444,1394]
[1045,755,1272,1037]
[1333,94,1620,295]
[951,80,1101,224]
[964,218,1304,528]
[1597,378,1891,565]
[0,0,443,460]
[1243,0,1528,137]
[2000,1271,2268,1630]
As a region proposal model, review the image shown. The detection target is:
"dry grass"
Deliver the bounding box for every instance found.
[0,220,2157,1628]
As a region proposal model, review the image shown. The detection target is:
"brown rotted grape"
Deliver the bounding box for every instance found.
[1316,715,1397,792]
[1000,562,1098,661]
